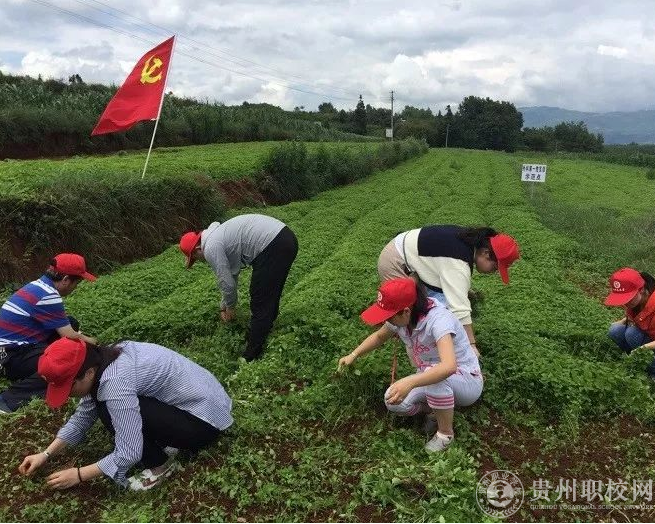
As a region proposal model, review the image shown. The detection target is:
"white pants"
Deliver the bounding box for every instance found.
[385,368,483,414]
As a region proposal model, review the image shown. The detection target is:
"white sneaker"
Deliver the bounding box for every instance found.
[128,457,179,491]
[425,431,454,453]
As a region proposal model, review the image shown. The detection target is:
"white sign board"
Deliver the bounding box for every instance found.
[385,128,393,138]
[521,164,547,183]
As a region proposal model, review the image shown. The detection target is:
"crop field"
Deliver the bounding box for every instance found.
[0,141,380,197]
[1,149,655,522]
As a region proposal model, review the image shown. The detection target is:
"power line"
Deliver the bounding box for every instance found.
[27,0,364,103]
[55,0,367,101]
[77,0,364,99]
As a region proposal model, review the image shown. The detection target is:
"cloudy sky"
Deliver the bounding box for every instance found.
[1,0,655,113]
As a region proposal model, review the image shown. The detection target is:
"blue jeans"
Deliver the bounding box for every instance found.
[608,322,655,375]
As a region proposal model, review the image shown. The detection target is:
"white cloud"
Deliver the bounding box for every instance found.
[146,0,186,25]
[20,49,117,81]
[1,0,655,112]
[597,44,628,58]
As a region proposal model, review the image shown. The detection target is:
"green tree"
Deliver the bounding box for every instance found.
[522,126,555,152]
[353,95,367,135]
[521,121,604,153]
[400,105,433,120]
[452,96,523,152]
[553,121,603,152]
[365,104,391,127]
[318,102,336,113]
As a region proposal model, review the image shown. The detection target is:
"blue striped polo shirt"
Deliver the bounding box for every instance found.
[0,276,69,348]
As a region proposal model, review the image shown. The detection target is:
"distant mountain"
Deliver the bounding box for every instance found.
[519,106,655,144]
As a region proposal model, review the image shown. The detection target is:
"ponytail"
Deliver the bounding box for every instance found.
[409,282,430,330]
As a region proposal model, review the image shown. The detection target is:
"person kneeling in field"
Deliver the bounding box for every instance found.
[605,268,655,378]
[377,225,520,357]
[0,253,97,413]
[179,213,298,361]
[18,338,233,491]
[338,278,483,452]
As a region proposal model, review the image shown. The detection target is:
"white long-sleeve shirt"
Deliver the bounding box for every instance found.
[394,225,474,325]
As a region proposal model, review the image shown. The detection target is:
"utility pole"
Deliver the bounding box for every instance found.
[445,123,450,148]
[390,90,394,141]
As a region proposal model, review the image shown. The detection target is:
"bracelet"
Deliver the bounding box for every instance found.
[42,450,51,459]
[77,467,83,483]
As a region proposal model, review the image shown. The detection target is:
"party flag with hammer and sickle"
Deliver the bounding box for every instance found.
[92,36,175,135]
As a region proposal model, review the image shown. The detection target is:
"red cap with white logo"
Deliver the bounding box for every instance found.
[361,278,417,325]
[604,267,645,306]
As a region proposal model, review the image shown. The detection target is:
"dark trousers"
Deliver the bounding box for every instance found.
[96,397,222,469]
[244,226,298,361]
[1,317,80,411]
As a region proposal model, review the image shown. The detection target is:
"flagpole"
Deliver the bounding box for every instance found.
[142,35,176,180]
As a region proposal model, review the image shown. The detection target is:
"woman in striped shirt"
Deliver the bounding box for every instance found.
[18,338,233,491]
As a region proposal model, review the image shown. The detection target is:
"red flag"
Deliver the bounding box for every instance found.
[92,36,174,136]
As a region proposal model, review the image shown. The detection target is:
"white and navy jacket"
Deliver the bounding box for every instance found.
[394,225,475,325]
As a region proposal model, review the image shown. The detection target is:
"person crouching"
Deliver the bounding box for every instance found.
[605,267,655,378]
[338,278,483,452]
[18,338,233,491]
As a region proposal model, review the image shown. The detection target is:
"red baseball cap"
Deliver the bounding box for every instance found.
[179,231,201,269]
[37,338,87,408]
[604,268,645,306]
[361,278,417,325]
[490,234,520,284]
[49,253,96,281]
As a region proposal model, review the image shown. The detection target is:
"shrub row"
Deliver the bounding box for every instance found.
[0,72,379,159]
[0,175,225,286]
[255,138,428,204]
[1,140,427,286]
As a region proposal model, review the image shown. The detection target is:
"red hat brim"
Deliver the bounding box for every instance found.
[44,375,77,408]
[81,271,97,282]
[604,289,639,307]
[498,262,510,285]
[360,303,399,325]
